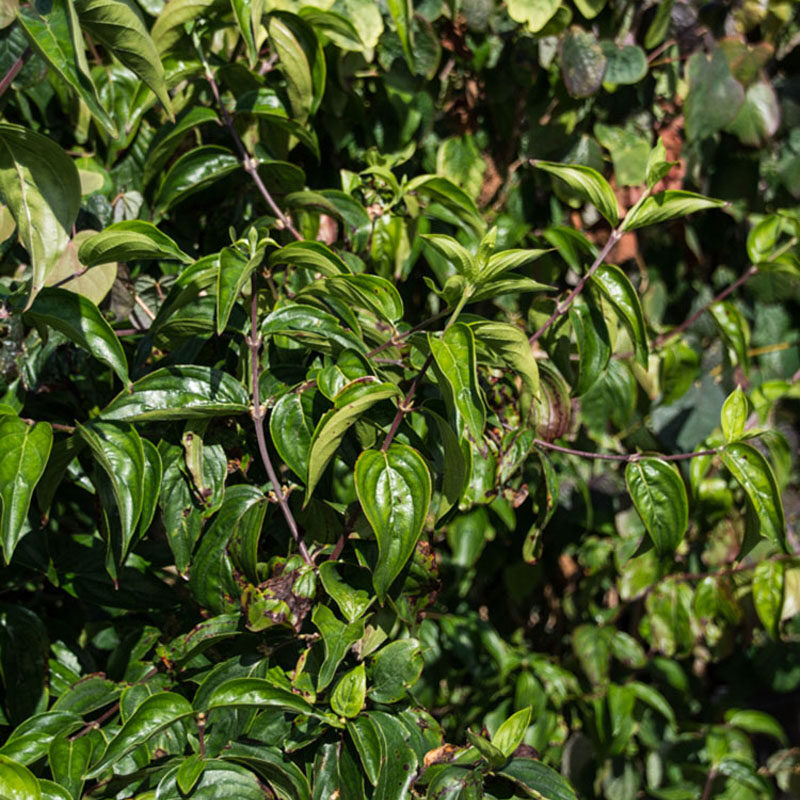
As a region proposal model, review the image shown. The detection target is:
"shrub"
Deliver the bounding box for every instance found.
[0,1,798,799]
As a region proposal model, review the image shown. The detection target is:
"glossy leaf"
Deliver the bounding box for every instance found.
[386,0,412,70]
[88,692,194,776]
[0,711,81,765]
[370,639,423,703]
[725,709,787,744]
[429,323,486,445]
[591,263,648,367]
[101,366,250,422]
[155,145,239,211]
[305,380,400,501]
[470,320,539,401]
[48,733,93,800]
[492,706,531,757]
[312,604,365,690]
[27,287,129,385]
[0,755,41,800]
[78,221,192,266]
[269,389,316,482]
[532,160,619,226]
[570,299,611,394]
[710,301,750,372]
[0,123,80,303]
[625,458,688,555]
[721,386,749,442]
[0,417,52,562]
[331,664,366,718]
[370,711,418,800]
[498,758,578,800]
[355,444,432,600]
[421,234,477,283]
[74,0,172,114]
[262,302,367,355]
[721,442,786,551]
[622,190,725,231]
[269,240,350,277]
[216,245,263,334]
[203,677,315,716]
[301,274,404,323]
[16,0,116,136]
[752,559,785,638]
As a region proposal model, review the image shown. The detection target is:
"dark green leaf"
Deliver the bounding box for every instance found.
[78,221,192,266]
[498,757,578,800]
[312,604,365,690]
[370,639,423,703]
[752,559,784,638]
[203,677,316,716]
[155,145,239,211]
[331,664,366,719]
[355,444,432,600]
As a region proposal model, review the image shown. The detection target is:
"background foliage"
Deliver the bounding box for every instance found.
[0,0,799,798]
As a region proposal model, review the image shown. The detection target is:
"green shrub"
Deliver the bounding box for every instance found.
[0,1,799,798]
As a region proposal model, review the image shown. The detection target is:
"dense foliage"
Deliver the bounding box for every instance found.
[0,0,799,798]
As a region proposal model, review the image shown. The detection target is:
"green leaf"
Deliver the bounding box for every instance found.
[159,761,267,800]
[0,417,52,562]
[533,160,619,226]
[0,123,80,304]
[625,458,688,555]
[355,444,432,600]
[175,755,205,794]
[725,80,780,148]
[721,386,749,442]
[610,631,647,669]
[725,709,787,745]
[203,677,316,716]
[312,605,365,691]
[88,692,194,776]
[142,106,219,188]
[216,245,264,335]
[571,624,611,686]
[498,757,578,800]
[628,681,675,725]
[77,421,145,573]
[269,389,315,482]
[465,728,506,767]
[622,190,725,232]
[590,263,648,367]
[101,366,250,422]
[262,302,367,355]
[267,12,325,121]
[573,0,605,18]
[155,145,240,211]
[425,766,482,800]
[469,320,539,402]
[331,664,366,718]
[0,755,41,800]
[721,442,786,551]
[559,28,608,98]
[709,301,750,373]
[601,42,647,85]
[479,248,551,283]
[74,0,172,115]
[570,299,611,394]
[16,0,117,136]
[429,323,486,445]
[347,717,382,787]
[645,138,676,189]
[492,707,531,758]
[0,712,81,765]
[318,560,374,623]
[404,175,483,233]
[78,221,192,267]
[305,380,400,501]
[300,274,404,323]
[644,0,673,49]
[26,287,129,385]
[685,48,745,141]
[230,0,262,66]
[421,234,477,283]
[48,733,93,800]
[151,0,219,51]
[370,639,423,703]
[505,0,559,32]
[370,712,419,800]
[752,559,785,638]
[386,0,413,70]
[269,240,350,277]
[221,743,311,800]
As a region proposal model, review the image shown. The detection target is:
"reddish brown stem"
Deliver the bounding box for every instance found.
[0,48,31,100]
[249,276,312,565]
[205,70,302,241]
[380,354,434,453]
[653,265,758,349]
[529,229,621,345]
[534,438,718,463]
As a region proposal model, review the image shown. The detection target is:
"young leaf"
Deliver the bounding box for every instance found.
[421,234,477,284]
[355,444,432,600]
[466,728,507,767]
[625,458,688,555]
[17,0,117,136]
[176,753,205,795]
[26,287,129,385]
[710,301,750,373]
[645,138,675,189]
[216,246,264,335]
[721,442,786,551]
[492,707,531,758]
[479,248,551,283]
[721,386,749,442]
[88,692,195,776]
[590,263,649,367]
[0,417,52,562]
[78,220,192,266]
[752,559,785,639]
[0,123,80,304]
[101,366,250,422]
[429,323,486,445]
[305,380,400,502]
[622,190,725,231]
[74,0,172,115]
[331,664,366,719]
[532,160,619,226]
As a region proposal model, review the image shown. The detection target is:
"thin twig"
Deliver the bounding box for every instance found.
[534,438,718,463]
[134,294,156,321]
[205,69,302,241]
[248,276,312,565]
[701,768,717,800]
[0,48,31,100]
[365,310,448,358]
[529,229,622,345]
[381,354,433,453]
[653,265,758,349]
